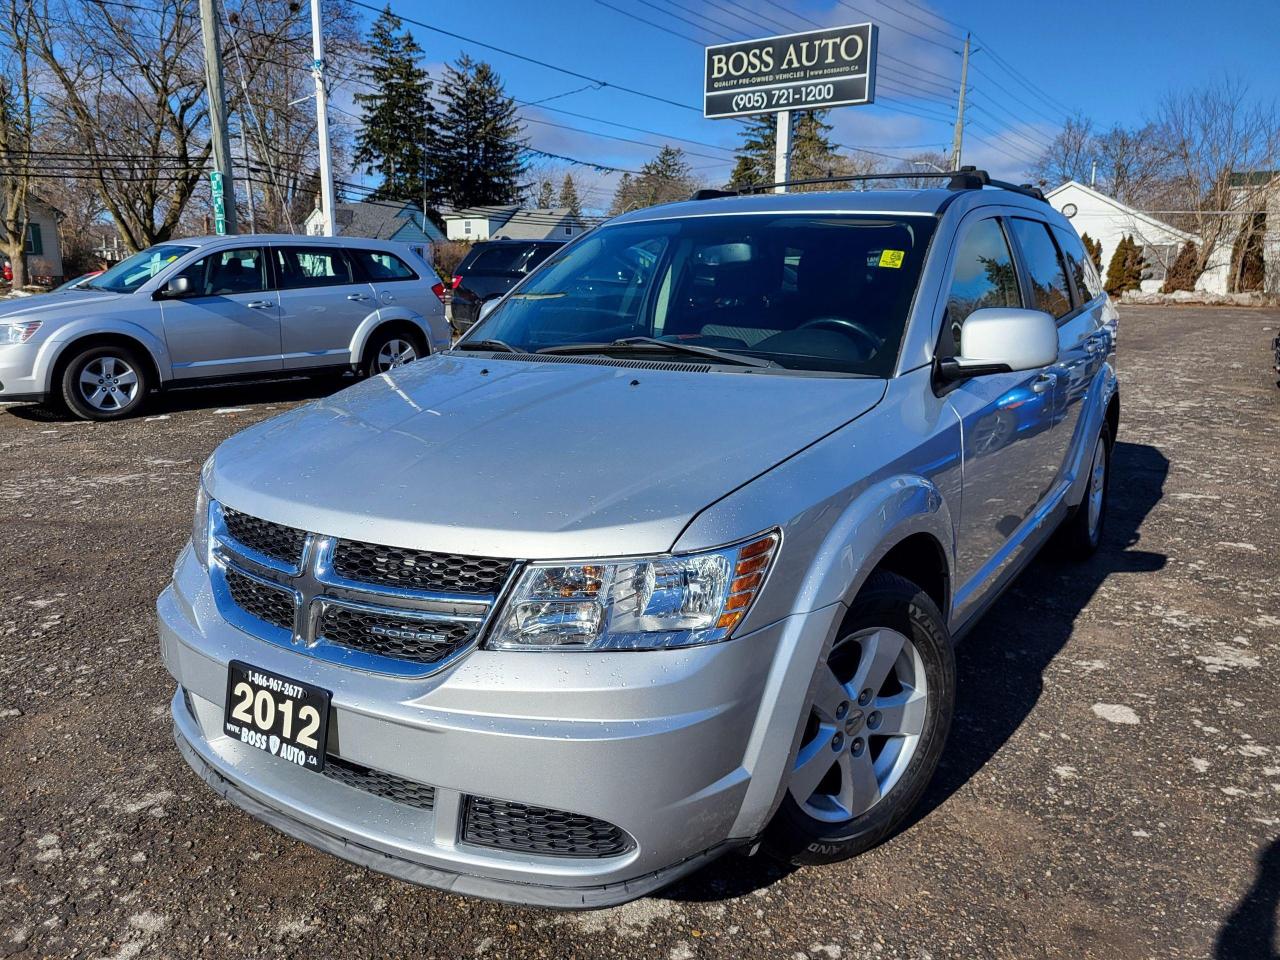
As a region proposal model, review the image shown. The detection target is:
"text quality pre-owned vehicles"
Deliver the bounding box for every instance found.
[0,235,449,420]
[159,174,1118,907]
[448,238,564,333]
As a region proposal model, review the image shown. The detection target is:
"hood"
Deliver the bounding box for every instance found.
[210,354,886,559]
[0,289,123,322]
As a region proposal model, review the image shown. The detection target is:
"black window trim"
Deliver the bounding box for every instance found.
[1007,216,1087,326]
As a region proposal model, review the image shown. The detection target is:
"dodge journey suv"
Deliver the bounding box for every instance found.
[158,171,1118,907]
[0,235,449,420]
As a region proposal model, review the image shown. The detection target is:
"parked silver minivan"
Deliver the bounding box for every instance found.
[0,235,449,419]
[159,175,1119,908]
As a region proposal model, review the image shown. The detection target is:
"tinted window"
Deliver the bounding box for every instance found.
[88,243,194,293]
[274,246,353,289]
[469,214,937,377]
[1052,225,1102,301]
[172,247,267,296]
[942,218,1021,357]
[1010,219,1073,318]
[351,248,418,281]
[463,244,536,274]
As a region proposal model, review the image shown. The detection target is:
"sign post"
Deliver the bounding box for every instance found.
[704,23,878,191]
[209,170,227,236]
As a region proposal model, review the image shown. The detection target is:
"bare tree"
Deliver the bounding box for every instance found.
[0,0,36,286]
[1092,122,1172,206]
[1029,113,1094,189]
[892,150,950,188]
[1154,78,1280,289]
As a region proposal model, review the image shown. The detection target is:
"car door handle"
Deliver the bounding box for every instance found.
[246,300,274,309]
[346,293,370,301]
[1031,373,1058,394]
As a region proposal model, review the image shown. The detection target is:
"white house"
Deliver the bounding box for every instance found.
[1045,180,1201,293]
[441,205,585,242]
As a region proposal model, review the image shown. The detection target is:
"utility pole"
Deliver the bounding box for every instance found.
[310,0,337,236]
[950,33,970,171]
[198,0,237,234]
[773,109,792,193]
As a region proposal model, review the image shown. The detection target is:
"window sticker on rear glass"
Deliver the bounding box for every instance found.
[878,249,905,269]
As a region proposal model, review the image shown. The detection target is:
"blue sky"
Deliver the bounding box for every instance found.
[342,0,1280,212]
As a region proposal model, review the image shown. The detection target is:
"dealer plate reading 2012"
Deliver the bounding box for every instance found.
[223,661,330,771]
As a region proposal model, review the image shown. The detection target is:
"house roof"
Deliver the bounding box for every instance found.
[311,199,445,243]
[1045,180,1198,244]
[1228,169,1280,188]
[439,204,585,240]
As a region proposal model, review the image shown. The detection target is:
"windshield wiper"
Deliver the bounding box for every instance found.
[539,337,775,368]
[453,339,525,353]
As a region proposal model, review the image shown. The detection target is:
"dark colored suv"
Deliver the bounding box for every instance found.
[449,239,563,332]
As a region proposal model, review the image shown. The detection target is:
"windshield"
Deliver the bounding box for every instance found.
[464,213,936,376]
[88,244,195,294]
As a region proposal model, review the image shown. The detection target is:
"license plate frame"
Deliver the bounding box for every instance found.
[223,660,331,772]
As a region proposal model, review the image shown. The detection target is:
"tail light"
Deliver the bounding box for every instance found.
[430,281,445,302]
[451,275,463,289]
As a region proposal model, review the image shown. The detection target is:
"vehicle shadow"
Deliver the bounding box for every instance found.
[1215,837,1280,959]
[663,440,1170,903]
[2,374,353,423]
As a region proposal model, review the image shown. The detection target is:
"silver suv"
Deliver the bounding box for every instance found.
[0,235,449,420]
[158,175,1119,908]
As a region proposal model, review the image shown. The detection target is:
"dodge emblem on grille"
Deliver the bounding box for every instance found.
[370,624,449,643]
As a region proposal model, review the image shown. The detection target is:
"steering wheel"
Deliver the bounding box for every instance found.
[797,317,883,354]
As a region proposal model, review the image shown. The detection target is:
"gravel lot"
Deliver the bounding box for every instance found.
[1,305,1277,960]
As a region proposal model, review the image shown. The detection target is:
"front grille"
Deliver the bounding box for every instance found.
[317,605,476,664]
[333,540,511,596]
[323,756,435,810]
[462,796,633,858]
[224,567,295,632]
[222,508,306,567]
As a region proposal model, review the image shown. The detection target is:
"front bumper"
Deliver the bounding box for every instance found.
[0,341,45,401]
[159,544,841,906]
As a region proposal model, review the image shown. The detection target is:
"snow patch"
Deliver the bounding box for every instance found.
[1092,703,1140,725]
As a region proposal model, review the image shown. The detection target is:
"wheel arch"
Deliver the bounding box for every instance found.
[349,310,432,367]
[49,330,164,395]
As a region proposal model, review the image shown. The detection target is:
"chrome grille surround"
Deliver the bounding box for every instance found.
[208,501,514,676]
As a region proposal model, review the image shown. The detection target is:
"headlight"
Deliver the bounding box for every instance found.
[192,458,213,568]
[2,320,41,344]
[486,530,779,651]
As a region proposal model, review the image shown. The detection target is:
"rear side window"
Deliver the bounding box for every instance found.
[941,218,1021,357]
[1010,219,1073,319]
[274,246,354,289]
[1052,225,1103,300]
[350,249,418,281]
[172,247,267,296]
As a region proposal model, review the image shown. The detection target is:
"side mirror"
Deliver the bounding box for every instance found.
[477,297,500,323]
[938,308,1058,381]
[159,275,191,298]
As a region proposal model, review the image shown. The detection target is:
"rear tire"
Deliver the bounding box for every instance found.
[361,327,425,378]
[59,343,150,421]
[1055,422,1112,559]
[763,570,955,866]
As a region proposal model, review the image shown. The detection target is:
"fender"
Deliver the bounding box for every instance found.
[37,318,172,391]
[347,306,436,362]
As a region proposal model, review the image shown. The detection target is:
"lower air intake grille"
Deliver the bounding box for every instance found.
[225,567,295,632]
[317,605,476,664]
[222,508,306,567]
[323,756,436,810]
[462,796,633,858]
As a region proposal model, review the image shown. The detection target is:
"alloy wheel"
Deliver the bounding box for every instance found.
[375,338,417,372]
[789,627,929,823]
[1087,438,1107,538]
[78,355,140,412]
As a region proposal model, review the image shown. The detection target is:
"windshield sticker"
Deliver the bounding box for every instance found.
[878,249,905,269]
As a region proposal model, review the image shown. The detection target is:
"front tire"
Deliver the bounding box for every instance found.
[59,344,150,421]
[763,570,955,866]
[1055,422,1112,559]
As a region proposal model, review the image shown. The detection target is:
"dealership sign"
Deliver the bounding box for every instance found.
[703,23,878,119]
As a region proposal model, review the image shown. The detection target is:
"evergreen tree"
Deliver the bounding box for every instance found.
[353,7,437,203]
[558,173,582,218]
[437,55,527,208]
[727,110,842,190]
[609,146,694,213]
[1161,241,1200,293]
[536,178,554,207]
[1104,234,1144,296]
[1080,232,1103,271]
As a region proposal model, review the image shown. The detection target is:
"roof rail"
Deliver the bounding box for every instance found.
[688,167,1046,203]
